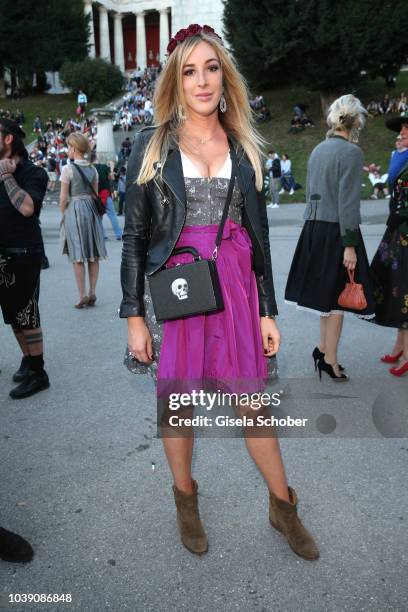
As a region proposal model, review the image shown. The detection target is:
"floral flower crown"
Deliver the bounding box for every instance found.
[167,24,223,55]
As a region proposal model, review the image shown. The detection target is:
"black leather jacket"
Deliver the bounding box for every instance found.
[120,127,278,317]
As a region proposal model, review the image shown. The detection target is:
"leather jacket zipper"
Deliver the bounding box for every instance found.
[153,176,170,206]
[148,174,186,275]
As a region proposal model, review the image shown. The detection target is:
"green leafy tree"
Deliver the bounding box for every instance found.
[0,0,89,95]
[60,58,124,101]
[223,0,408,113]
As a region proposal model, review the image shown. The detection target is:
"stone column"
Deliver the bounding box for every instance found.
[113,13,125,72]
[136,11,147,69]
[91,108,117,163]
[98,5,111,62]
[159,8,170,63]
[84,0,95,58]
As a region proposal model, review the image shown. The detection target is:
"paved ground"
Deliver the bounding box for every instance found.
[1,195,407,612]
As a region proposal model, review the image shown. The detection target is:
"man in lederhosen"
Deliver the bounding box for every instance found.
[0,118,50,398]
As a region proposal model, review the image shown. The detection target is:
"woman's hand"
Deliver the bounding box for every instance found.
[343,246,357,271]
[127,316,154,364]
[260,317,281,357]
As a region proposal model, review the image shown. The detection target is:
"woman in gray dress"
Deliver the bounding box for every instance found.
[60,133,107,308]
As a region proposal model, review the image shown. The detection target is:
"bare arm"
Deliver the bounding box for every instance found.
[60,181,70,214]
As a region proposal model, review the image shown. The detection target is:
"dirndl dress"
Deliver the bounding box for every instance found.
[60,162,107,263]
[370,180,408,329]
[285,220,376,318]
[125,168,277,395]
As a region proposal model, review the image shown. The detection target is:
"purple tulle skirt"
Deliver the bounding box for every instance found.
[157,219,271,397]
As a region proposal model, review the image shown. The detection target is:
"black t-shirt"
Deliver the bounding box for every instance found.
[0,159,48,247]
[47,157,57,172]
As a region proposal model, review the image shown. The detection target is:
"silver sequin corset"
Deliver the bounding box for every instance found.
[184,177,243,225]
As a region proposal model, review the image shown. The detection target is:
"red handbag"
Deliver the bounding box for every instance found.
[338,269,367,310]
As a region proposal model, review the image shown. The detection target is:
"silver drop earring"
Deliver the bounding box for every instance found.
[178,104,187,122]
[219,93,227,113]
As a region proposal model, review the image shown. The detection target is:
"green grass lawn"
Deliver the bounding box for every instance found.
[257,72,408,202]
[1,94,106,143]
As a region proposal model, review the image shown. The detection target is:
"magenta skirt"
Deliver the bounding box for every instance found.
[157,219,272,397]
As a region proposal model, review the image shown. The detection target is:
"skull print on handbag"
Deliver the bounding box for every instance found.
[148,149,237,323]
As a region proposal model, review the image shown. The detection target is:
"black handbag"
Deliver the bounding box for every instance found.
[149,151,237,323]
[72,163,106,216]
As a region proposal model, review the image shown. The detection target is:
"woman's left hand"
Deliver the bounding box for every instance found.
[260,317,281,357]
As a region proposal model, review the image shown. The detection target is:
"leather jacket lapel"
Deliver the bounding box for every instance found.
[229,137,255,195]
[236,159,255,195]
[161,147,187,208]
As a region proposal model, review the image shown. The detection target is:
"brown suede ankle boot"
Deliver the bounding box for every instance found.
[173,479,208,555]
[269,486,319,560]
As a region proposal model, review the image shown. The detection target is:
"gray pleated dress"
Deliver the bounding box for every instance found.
[61,162,107,263]
[125,176,278,383]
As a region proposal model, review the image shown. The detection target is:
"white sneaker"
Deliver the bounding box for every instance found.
[386,194,391,198]
[268,203,280,208]
[279,189,285,194]
[289,189,295,195]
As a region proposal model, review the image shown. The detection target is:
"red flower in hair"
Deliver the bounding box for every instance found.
[167,39,177,54]
[175,28,188,43]
[187,24,202,36]
[166,24,223,56]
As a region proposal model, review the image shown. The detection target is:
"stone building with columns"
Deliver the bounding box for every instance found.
[84,0,224,73]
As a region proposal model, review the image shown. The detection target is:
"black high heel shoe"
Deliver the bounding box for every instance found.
[312,347,345,372]
[317,358,349,382]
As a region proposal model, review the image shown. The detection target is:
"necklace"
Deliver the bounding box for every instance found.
[180,128,218,149]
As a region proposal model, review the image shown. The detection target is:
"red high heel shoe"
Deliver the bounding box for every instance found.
[389,360,408,377]
[381,350,403,364]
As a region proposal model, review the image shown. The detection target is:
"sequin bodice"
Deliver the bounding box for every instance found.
[184,177,243,225]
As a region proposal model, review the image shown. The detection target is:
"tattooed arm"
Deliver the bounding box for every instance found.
[0,159,34,217]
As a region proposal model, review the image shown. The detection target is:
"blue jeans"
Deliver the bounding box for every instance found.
[281,173,296,191]
[104,196,122,239]
[118,192,126,215]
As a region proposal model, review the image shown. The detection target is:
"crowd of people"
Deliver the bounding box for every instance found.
[0,107,25,127]
[113,68,156,131]
[367,92,408,117]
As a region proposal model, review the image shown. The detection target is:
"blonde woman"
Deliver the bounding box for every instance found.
[120,24,319,560]
[60,133,106,308]
[285,95,376,380]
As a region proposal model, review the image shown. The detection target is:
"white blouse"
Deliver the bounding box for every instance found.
[180,150,232,179]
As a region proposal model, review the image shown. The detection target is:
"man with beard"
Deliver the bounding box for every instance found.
[0,118,50,398]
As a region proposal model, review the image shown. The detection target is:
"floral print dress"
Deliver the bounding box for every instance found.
[371,164,408,329]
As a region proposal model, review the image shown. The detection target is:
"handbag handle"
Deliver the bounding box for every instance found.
[172,246,201,261]
[346,269,355,283]
[212,143,238,260]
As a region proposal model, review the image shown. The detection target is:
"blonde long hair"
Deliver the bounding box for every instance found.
[137,33,264,190]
